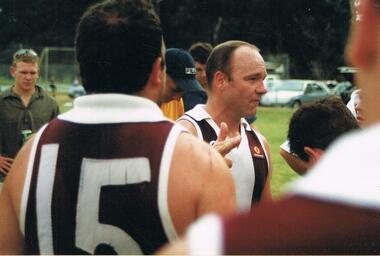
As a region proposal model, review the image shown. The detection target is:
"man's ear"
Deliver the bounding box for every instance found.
[347,0,379,68]
[213,71,228,91]
[304,147,324,166]
[148,57,165,87]
[9,66,16,78]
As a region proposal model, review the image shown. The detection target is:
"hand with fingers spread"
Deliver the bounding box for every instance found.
[212,122,241,167]
[0,155,13,176]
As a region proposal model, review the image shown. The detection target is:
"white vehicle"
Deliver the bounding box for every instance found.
[260,79,332,107]
[263,74,281,90]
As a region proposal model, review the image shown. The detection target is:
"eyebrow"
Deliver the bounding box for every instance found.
[243,72,267,80]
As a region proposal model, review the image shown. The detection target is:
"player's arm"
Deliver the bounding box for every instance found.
[168,133,237,236]
[156,237,187,255]
[0,137,34,254]
[196,140,237,217]
[279,148,308,175]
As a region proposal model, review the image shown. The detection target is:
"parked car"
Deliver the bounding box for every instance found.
[264,74,281,90]
[260,79,332,107]
[333,81,355,104]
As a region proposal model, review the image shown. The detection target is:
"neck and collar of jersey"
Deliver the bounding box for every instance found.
[59,94,168,124]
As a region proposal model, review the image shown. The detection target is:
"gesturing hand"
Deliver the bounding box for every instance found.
[0,155,13,176]
[212,122,241,167]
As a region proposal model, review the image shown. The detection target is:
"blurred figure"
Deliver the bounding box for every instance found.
[159,0,380,254]
[48,76,57,98]
[178,40,272,212]
[346,89,364,126]
[165,48,207,111]
[280,97,359,175]
[0,0,236,254]
[188,42,213,89]
[68,75,86,99]
[0,49,59,181]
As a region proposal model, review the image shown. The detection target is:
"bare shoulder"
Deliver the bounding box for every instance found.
[172,132,236,213]
[176,119,198,137]
[174,132,228,172]
[4,136,34,218]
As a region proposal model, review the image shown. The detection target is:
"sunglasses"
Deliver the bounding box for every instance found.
[14,49,38,59]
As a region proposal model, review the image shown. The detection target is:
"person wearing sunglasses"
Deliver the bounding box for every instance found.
[0,49,59,183]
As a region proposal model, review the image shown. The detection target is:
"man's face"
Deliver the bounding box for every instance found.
[195,62,207,88]
[160,75,183,104]
[10,62,39,92]
[223,46,267,117]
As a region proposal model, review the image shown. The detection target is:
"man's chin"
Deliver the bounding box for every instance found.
[245,108,257,117]
[20,84,35,91]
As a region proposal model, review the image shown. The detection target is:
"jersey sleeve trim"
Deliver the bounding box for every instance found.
[19,124,48,235]
[157,124,186,241]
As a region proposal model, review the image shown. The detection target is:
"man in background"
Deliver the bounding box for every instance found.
[160,0,380,253]
[280,96,359,175]
[0,0,236,254]
[165,48,207,112]
[159,48,187,120]
[0,49,59,181]
[188,42,213,89]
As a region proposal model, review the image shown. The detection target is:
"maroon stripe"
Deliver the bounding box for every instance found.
[224,195,380,254]
[245,129,268,205]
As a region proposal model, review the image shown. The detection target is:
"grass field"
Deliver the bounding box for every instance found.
[55,93,299,198]
[255,107,299,198]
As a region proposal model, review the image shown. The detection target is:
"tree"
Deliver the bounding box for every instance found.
[0,0,351,79]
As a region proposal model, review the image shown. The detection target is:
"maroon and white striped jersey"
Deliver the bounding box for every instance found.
[19,94,185,255]
[179,104,269,211]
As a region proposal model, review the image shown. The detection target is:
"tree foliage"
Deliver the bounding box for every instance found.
[0,0,351,79]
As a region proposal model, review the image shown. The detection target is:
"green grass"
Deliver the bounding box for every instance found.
[255,106,299,198]
[56,94,298,198]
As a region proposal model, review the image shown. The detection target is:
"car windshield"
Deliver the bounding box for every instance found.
[278,81,304,91]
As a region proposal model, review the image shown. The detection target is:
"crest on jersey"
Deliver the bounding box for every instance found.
[253,146,265,159]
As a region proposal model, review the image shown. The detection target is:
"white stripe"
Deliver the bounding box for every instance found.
[157,124,186,241]
[205,118,220,135]
[187,214,223,255]
[36,144,59,254]
[19,124,48,235]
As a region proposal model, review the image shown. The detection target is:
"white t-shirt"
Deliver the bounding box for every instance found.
[346,89,360,119]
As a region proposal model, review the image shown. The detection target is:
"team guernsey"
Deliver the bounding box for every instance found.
[179,105,269,211]
[19,94,185,255]
[186,124,380,254]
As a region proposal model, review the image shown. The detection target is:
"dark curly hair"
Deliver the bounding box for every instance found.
[288,96,359,161]
[75,0,163,94]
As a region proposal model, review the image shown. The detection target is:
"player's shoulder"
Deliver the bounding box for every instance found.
[175,132,226,170]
